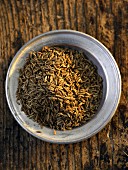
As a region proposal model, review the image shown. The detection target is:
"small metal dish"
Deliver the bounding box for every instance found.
[5,30,121,143]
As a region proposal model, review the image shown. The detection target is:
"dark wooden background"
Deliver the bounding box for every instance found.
[0,0,128,169]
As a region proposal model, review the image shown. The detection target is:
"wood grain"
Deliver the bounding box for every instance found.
[0,0,128,170]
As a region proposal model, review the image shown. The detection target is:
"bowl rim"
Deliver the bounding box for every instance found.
[5,30,121,143]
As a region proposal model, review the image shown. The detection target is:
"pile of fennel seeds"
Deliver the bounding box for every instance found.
[16,46,103,130]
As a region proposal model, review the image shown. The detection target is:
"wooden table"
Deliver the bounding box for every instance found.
[0,0,128,169]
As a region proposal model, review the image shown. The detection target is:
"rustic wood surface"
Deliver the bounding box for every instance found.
[0,0,128,169]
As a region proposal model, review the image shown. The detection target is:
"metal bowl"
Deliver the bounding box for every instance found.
[5,30,121,143]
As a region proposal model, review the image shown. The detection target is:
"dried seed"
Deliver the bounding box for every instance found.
[16,46,103,130]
